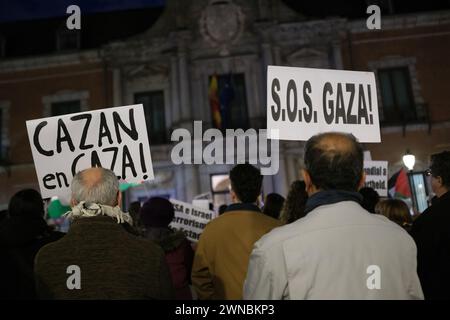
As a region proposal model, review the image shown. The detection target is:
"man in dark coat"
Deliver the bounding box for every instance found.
[34,167,174,299]
[0,189,64,299]
[411,151,450,299]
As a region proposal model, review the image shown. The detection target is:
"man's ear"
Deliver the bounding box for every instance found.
[302,169,314,194]
[116,191,122,207]
[230,188,238,203]
[358,171,366,190]
[436,176,443,187]
[70,198,77,207]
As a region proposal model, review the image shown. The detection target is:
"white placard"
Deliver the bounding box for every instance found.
[26,104,154,202]
[267,66,381,143]
[169,199,218,242]
[364,160,388,197]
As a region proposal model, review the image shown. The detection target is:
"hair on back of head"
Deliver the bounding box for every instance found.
[430,150,450,188]
[229,163,263,203]
[8,189,44,218]
[280,180,308,224]
[304,132,364,192]
[71,167,119,206]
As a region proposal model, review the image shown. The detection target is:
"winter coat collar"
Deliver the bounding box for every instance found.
[224,203,261,214]
[145,227,188,252]
[304,190,363,215]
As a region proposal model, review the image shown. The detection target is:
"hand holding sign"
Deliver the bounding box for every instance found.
[267,66,381,142]
[26,104,154,202]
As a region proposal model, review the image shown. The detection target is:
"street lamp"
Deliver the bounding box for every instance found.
[402,150,415,171]
[403,149,418,214]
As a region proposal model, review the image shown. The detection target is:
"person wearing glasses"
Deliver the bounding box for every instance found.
[411,151,450,300]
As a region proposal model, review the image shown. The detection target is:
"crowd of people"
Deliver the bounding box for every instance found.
[0,132,449,300]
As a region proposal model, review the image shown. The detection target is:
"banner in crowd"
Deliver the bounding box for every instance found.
[26,104,154,201]
[364,160,388,197]
[267,66,381,143]
[169,199,217,242]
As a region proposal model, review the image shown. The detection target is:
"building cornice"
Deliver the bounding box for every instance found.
[349,10,450,33]
[0,50,101,73]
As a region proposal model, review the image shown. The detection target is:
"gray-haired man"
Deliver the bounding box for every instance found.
[34,167,174,299]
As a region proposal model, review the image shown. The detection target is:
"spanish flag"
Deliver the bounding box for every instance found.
[209,75,222,129]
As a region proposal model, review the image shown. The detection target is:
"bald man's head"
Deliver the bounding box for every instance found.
[71,167,120,206]
[304,132,364,192]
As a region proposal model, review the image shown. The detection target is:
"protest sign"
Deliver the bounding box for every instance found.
[169,199,217,242]
[267,66,381,142]
[26,104,154,202]
[364,160,388,197]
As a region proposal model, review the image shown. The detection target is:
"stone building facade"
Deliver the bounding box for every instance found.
[0,0,449,209]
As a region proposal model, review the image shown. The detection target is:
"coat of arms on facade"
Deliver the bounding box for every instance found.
[200,0,245,56]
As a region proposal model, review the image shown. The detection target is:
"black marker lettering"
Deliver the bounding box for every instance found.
[323,82,334,124]
[303,81,313,123]
[98,112,113,147]
[139,143,147,178]
[271,78,281,121]
[113,109,138,144]
[71,153,85,176]
[121,145,137,179]
[102,147,118,171]
[346,83,357,124]
[33,121,53,156]
[90,150,103,168]
[367,84,373,124]
[56,119,75,153]
[55,172,69,188]
[335,83,346,124]
[286,79,297,122]
[70,114,93,150]
[358,84,370,124]
[43,174,56,189]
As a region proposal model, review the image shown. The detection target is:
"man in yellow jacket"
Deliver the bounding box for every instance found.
[192,164,282,300]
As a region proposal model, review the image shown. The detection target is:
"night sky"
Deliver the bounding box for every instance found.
[0,0,165,23]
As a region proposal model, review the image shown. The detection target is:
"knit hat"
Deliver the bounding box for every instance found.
[139,197,175,228]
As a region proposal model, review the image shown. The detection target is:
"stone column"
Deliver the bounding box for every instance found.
[274,46,282,66]
[112,68,122,106]
[260,43,274,122]
[175,165,186,201]
[183,165,200,202]
[272,148,288,196]
[332,41,344,70]
[170,56,181,125]
[178,52,192,124]
[285,154,299,184]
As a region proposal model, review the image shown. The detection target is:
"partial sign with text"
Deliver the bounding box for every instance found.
[364,160,388,197]
[169,199,217,242]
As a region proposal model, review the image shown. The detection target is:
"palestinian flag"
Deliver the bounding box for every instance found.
[47,196,71,219]
[388,168,411,199]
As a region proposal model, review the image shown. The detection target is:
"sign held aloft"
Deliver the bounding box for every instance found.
[364,160,388,197]
[26,104,154,201]
[169,199,217,242]
[267,66,381,143]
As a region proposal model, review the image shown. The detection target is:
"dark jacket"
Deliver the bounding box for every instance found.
[34,216,175,300]
[0,215,64,299]
[411,191,450,300]
[192,203,281,300]
[146,228,194,300]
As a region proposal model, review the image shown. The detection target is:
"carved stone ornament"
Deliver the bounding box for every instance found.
[200,0,245,56]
